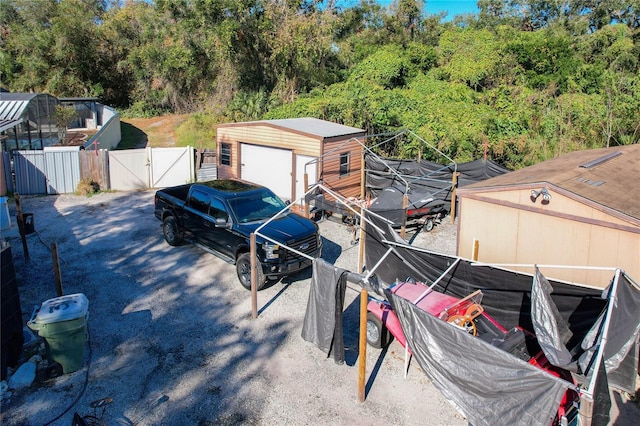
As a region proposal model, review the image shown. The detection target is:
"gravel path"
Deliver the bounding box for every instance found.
[1,191,465,425]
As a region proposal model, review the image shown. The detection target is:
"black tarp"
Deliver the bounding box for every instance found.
[363,213,606,343]
[364,156,509,226]
[365,156,510,201]
[368,186,446,227]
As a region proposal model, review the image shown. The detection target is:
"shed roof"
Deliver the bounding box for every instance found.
[460,144,640,221]
[218,117,365,139]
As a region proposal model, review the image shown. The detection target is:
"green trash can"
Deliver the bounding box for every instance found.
[27,293,89,374]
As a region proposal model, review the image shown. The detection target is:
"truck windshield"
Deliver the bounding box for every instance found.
[229,190,288,223]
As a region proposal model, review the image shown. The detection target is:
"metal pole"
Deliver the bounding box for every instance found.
[358,288,368,402]
[357,213,366,273]
[250,233,258,319]
[451,172,459,223]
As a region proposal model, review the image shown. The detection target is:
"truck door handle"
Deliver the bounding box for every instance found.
[204,222,211,228]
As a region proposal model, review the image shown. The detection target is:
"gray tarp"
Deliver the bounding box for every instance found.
[579,272,640,394]
[531,267,577,371]
[389,292,573,426]
[301,258,347,364]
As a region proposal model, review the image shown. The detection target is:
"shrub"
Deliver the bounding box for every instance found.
[76,178,100,196]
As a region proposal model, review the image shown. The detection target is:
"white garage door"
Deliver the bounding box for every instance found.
[241,143,292,200]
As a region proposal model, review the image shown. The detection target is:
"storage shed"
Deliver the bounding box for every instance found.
[456,144,640,288]
[216,118,366,201]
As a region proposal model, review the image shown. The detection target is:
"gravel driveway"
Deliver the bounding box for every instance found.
[1,190,466,425]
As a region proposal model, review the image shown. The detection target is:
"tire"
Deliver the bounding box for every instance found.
[163,216,183,246]
[366,312,390,349]
[423,218,434,232]
[46,362,64,378]
[236,252,266,291]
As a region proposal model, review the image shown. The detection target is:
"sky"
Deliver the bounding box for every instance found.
[336,1,480,20]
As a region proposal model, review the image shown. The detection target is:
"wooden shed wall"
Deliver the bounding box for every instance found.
[457,189,640,288]
[320,137,363,199]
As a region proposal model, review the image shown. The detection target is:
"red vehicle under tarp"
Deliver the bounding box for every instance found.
[366,281,579,425]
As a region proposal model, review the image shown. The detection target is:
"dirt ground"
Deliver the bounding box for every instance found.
[0,191,467,425]
[1,192,638,425]
[121,115,189,148]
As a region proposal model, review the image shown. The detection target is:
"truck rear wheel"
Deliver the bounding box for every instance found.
[163,216,183,246]
[236,253,266,290]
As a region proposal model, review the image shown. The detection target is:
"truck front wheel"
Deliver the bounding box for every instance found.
[163,216,184,246]
[236,253,266,290]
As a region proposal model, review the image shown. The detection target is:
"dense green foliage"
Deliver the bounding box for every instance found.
[1,0,639,168]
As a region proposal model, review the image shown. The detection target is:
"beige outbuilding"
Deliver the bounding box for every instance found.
[456,144,640,288]
[216,117,365,202]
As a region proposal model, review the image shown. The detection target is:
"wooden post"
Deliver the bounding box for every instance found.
[13,193,29,260]
[250,233,258,319]
[358,288,368,402]
[51,242,63,297]
[303,173,309,217]
[450,172,459,224]
[472,239,480,261]
[400,193,408,240]
[578,393,593,426]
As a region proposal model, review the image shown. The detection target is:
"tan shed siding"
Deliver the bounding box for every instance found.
[320,138,362,198]
[221,126,321,156]
[458,195,640,288]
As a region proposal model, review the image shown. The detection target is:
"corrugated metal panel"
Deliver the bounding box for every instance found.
[44,147,81,194]
[14,151,47,194]
[197,163,217,182]
[1,152,12,194]
[108,149,150,190]
[149,147,194,188]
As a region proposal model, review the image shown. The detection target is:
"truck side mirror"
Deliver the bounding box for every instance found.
[215,217,229,228]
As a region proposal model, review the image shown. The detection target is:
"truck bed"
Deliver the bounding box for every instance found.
[159,184,191,202]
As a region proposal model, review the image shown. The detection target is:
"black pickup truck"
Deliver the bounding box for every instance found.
[154,179,322,290]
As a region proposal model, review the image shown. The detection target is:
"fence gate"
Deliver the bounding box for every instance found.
[108,149,150,190]
[109,147,194,191]
[150,147,194,188]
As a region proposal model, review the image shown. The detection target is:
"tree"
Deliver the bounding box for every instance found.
[54,105,79,143]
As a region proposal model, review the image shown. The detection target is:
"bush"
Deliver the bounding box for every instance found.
[76,178,100,196]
